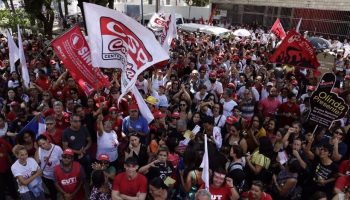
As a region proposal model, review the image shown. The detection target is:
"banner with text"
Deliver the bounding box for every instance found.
[52,25,110,96]
[308,72,349,128]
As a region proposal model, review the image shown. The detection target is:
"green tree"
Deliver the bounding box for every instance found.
[184,0,210,7]
[0,9,31,31]
[23,0,55,39]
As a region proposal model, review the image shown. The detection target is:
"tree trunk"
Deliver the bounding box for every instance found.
[77,0,88,34]
[57,0,66,28]
[2,0,10,9]
[63,0,68,16]
[9,0,16,13]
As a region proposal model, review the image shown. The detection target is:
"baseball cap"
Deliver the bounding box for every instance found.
[144,96,158,105]
[153,111,166,119]
[109,107,118,112]
[171,112,180,119]
[226,116,238,125]
[129,104,139,111]
[266,82,274,87]
[98,154,110,162]
[63,148,74,156]
[307,86,316,91]
[227,83,236,89]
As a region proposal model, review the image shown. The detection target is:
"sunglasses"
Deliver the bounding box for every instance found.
[180,104,186,106]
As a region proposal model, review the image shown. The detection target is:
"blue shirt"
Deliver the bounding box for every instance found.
[122,115,149,136]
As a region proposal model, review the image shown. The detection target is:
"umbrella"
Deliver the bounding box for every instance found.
[308,37,331,50]
[233,29,251,37]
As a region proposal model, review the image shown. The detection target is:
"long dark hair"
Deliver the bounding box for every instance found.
[258,136,274,158]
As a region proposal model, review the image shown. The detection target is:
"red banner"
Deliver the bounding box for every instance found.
[52,25,110,96]
[271,18,286,39]
[269,30,320,69]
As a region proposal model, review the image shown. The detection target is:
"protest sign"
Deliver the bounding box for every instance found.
[308,72,349,128]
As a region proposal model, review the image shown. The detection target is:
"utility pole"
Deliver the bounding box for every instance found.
[156,0,159,13]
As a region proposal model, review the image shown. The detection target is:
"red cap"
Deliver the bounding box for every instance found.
[98,154,110,162]
[171,112,180,119]
[63,148,74,156]
[50,60,56,65]
[153,111,166,119]
[109,107,117,112]
[226,116,238,125]
[199,65,207,71]
[307,86,316,91]
[227,83,236,89]
[209,71,217,78]
[217,68,225,74]
[232,55,240,62]
[129,104,139,111]
[291,80,298,86]
[245,55,252,60]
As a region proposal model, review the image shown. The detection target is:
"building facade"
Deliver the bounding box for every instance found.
[212,0,350,38]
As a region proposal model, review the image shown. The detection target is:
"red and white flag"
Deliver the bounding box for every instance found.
[83,2,169,69]
[6,30,19,73]
[271,18,286,40]
[51,25,110,96]
[269,30,320,69]
[147,10,177,53]
[84,3,168,123]
[17,25,30,88]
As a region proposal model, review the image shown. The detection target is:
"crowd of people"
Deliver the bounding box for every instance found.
[0,22,350,200]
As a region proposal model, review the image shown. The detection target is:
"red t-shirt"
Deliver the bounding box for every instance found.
[335,176,350,191]
[278,102,300,127]
[0,137,12,173]
[259,97,281,118]
[35,77,50,91]
[242,191,273,200]
[42,129,63,146]
[338,160,350,175]
[200,185,232,200]
[112,172,147,196]
[54,162,84,200]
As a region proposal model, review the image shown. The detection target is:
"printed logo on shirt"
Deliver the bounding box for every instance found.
[212,195,223,200]
[61,177,77,185]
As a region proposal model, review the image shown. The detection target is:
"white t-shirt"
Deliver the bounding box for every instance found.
[222,99,238,117]
[205,80,223,96]
[11,157,39,194]
[214,115,226,128]
[213,126,222,149]
[38,144,63,180]
[97,130,119,162]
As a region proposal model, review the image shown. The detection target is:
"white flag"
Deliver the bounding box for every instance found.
[83,2,169,69]
[6,30,19,73]
[147,10,177,52]
[132,86,154,123]
[17,25,30,88]
[83,2,169,112]
[200,134,210,191]
[296,18,302,33]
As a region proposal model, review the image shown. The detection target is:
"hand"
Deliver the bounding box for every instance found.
[151,159,160,167]
[225,177,234,188]
[272,174,277,183]
[63,193,72,200]
[36,168,43,176]
[97,114,103,122]
[305,133,314,143]
[292,150,300,157]
[317,178,326,186]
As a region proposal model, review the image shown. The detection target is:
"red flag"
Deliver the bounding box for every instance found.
[269,30,320,69]
[271,18,286,39]
[208,6,217,25]
[52,25,110,96]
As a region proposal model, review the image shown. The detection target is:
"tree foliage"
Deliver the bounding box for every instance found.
[184,0,210,7]
[0,9,31,30]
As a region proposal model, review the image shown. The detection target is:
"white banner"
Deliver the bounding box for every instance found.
[6,30,19,73]
[83,2,169,69]
[147,10,176,53]
[17,25,29,88]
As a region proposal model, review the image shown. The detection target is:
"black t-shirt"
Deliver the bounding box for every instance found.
[62,126,90,150]
[147,161,174,181]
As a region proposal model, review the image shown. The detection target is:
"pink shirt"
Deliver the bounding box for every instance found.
[259,97,281,118]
